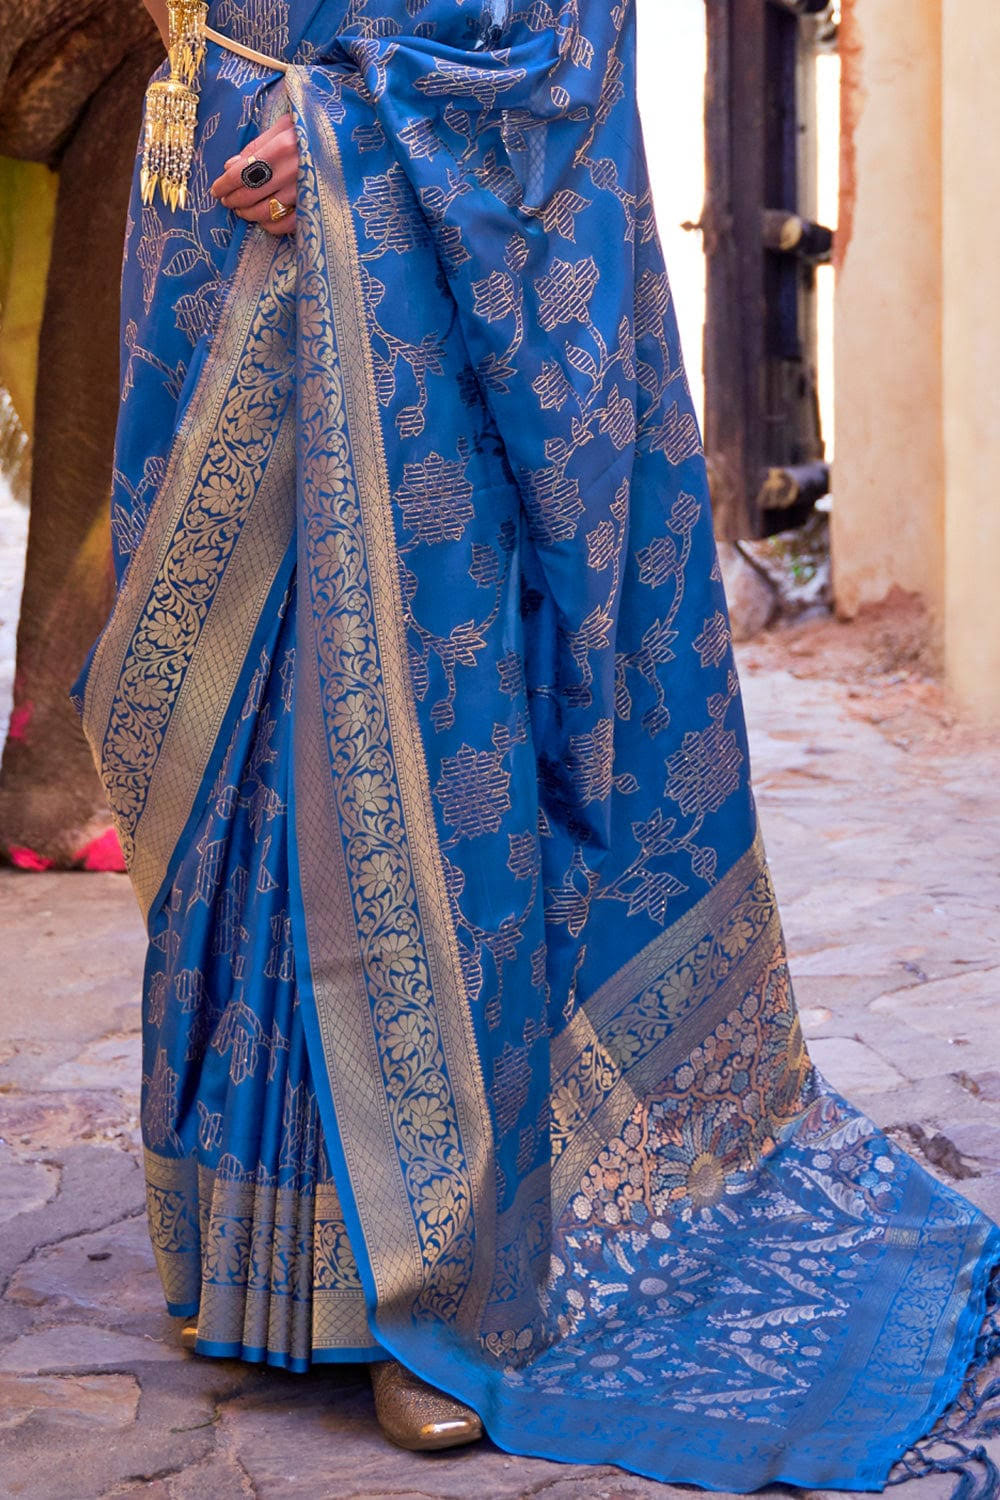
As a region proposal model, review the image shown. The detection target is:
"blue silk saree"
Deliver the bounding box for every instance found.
[70,0,1000,1491]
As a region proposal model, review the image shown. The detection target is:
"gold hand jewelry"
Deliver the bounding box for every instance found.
[268,197,293,221]
[140,0,208,210]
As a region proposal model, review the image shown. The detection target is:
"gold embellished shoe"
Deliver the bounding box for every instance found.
[370,1359,483,1452]
[178,1320,198,1351]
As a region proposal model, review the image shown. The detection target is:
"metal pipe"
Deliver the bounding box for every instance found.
[762,209,834,261]
[769,0,831,16]
[757,461,830,510]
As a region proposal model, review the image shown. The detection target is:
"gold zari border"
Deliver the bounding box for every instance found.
[550,829,776,1211]
[553,827,767,1079]
[82,233,297,918]
[286,68,497,1334]
[479,829,783,1293]
[144,1149,375,1355]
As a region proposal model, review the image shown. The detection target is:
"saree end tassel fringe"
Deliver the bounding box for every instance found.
[889,1271,1000,1500]
[140,0,208,211]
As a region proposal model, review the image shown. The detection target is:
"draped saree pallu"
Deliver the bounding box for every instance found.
[70,0,1000,1491]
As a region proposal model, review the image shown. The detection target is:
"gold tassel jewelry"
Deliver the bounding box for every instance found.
[140,0,209,211]
[168,0,209,89]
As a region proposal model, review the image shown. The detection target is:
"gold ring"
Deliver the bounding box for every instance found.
[268,197,292,221]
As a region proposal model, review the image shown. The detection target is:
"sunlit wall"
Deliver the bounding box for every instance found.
[636,0,708,422]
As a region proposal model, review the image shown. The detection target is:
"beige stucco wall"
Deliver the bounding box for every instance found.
[832,0,944,622]
[834,0,1000,718]
[941,4,1000,716]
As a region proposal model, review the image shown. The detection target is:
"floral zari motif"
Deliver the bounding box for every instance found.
[71,0,999,1491]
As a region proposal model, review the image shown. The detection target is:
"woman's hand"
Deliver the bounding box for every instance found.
[210,113,298,235]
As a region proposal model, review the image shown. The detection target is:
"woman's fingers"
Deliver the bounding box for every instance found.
[235,196,297,234]
[223,159,297,212]
[261,211,296,236]
[212,142,295,207]
[240,111,296,155]
[209,109,299,231]
[213,112,295,186]
[237,195,294,222]
[209,114,297,204]
[220,143,296,208]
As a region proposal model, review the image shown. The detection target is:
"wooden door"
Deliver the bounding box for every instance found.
[702,0,835,538]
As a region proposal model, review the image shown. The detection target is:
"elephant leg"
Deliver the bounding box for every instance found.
[0,40,159,870]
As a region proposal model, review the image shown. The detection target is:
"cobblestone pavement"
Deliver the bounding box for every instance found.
[1,621,998,1500]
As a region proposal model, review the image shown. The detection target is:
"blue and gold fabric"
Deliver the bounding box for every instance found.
[70,0,1000,1491]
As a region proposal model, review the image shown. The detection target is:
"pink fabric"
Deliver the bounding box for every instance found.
[5,828,126,873]
[7,701,33,742]
[7,845,55,871]
[75,827,127,872]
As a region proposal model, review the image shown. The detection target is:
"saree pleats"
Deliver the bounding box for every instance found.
[71,0,1000,1490]
[140,579,376,1367]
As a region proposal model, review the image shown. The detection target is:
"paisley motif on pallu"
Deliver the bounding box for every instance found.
[71,0,1000,1489]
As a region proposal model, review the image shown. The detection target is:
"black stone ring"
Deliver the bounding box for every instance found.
[240,157,273,190]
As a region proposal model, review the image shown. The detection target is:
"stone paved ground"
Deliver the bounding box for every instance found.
[1,611,998,1500]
